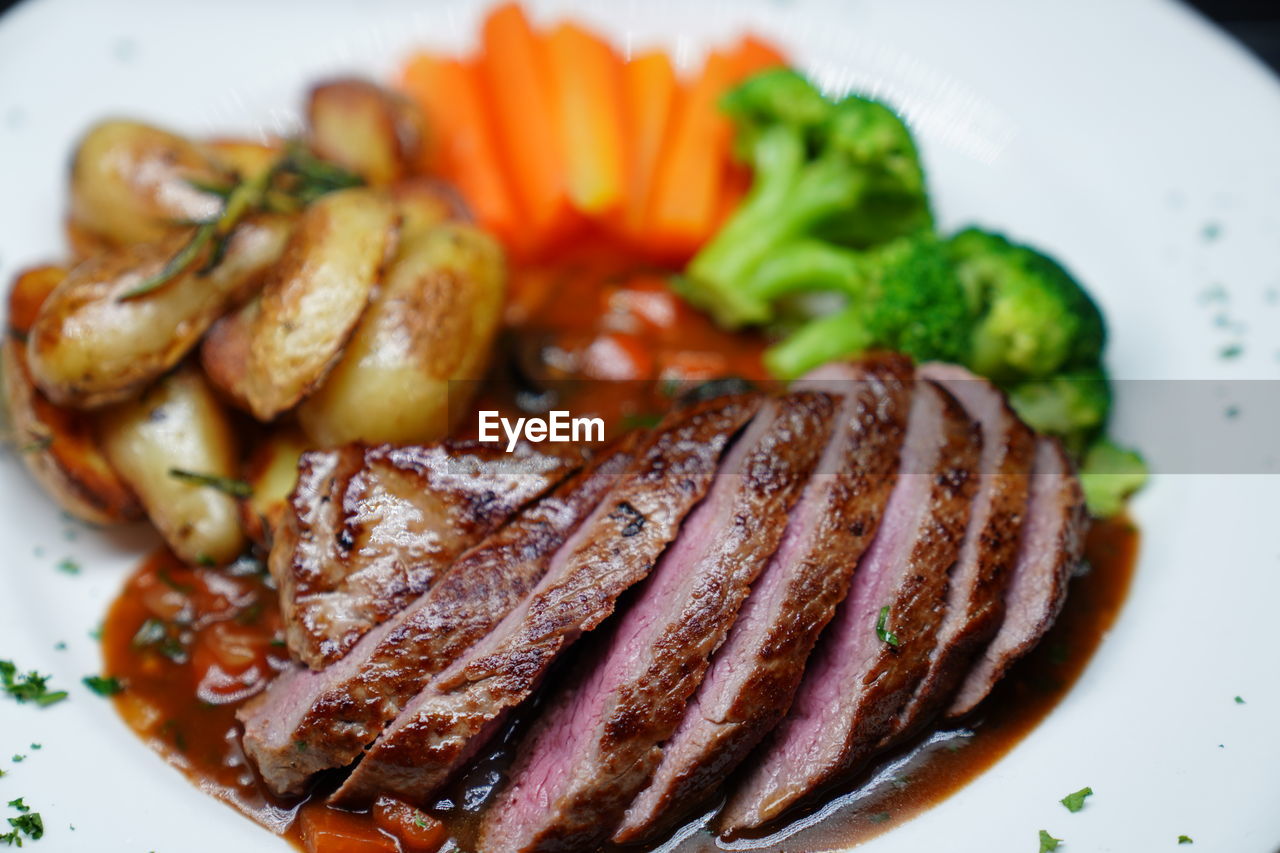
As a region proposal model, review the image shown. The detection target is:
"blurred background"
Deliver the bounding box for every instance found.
[0,0,1276,74]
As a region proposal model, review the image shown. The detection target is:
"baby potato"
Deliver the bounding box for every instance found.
[391,178,469,240]
[27,214,293,409]
[201,188,398,422]
[98,364,244,565]
[298,223,505,446]
[240,426,310,547]
[202,138,281,182]
[306,79,423,186]
[70,120,227,246]
[3,266,141,525]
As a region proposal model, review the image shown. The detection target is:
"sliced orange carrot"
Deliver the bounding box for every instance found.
[727,33,788,79]
[642,49,737,259]
[399,53,521,246]
[545,21,626,216]
[618,50,680,239]
[479,3,577,250]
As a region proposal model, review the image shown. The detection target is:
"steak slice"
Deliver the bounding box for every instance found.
[239,442,637,797]
[478,392,836,853]
[328,393,762,806]
[615,355,912,844]
[947,436,1087,717]
[274,440,584,669]
[878,363,1036,745]
[719,380,979,833]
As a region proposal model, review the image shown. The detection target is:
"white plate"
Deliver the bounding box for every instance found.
[2,1,1279,851]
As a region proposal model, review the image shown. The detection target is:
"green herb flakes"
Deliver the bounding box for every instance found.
[875,606,900,647]
[55,558,79,576]
[1234,695,1245,704]
[1060,786,1092,813]
[4,802,25,814]
[1178,836,1193,844]
[82,675,122,697]
[0,661,68,708]
[168,468,253,498]
[1038,829,1062,852]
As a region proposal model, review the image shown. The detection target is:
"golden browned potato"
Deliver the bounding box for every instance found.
[98,364,244,564]
[27,214,293,409]
[70,120,227,246]
[2,266,141,524]
[202,138,281,182]
[298,223,505,446]
[240,425,310,547]
[201,188,397,422]
[306,79,423,186]
[391,177,468,240]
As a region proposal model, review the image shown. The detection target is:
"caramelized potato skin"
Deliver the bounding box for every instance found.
[27,215,293,409]
[70,120,226,245]
[3,266,141,524]
[240,426,310,547]
[202,188,398,422]
[98,364,244,564]
[306,79,424,186]
[201,138,281,182]
[299,223,505,446]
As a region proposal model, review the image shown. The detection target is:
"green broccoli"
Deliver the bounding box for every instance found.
[679,70,931,329]
[1006,367,1111,451]
[949,228,1106,381]
[1079,439,1149,518]
[762,236,972,379]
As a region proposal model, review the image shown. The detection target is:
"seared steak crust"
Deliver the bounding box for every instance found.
[479,392,836,853]
[274,440,583,668]
[616,355,913,843]
[239,442,635,797]
[720,380,980,832]
[328,394,762,806]
[947,436,1087,717]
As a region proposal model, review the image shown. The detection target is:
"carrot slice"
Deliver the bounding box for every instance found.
[727,33,788,78]
[642,49,737,259]
[619,50,679,239]
[399,53,521,246]
[546,22,626,216]
[479,3,577,250]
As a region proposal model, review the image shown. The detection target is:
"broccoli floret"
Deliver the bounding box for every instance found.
[1079,439,1148,518]
[762,236,972,379]
[1006,367,1111,451]
[949,228,1106,381]
[680,70,931,329]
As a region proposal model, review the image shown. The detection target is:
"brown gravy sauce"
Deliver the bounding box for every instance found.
[102,520,1137,852]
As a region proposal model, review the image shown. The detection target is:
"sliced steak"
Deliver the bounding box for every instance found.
[478,392,835,853]
[615,355,912,843]
[239,442,637,797]
[275,440,584,669]
[878,363,1036,745]
[719,380,979,833]
[947,436,1087,717]
[328,393,762,806]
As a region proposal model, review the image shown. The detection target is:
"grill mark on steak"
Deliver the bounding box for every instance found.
[274,440,584,669]
[327,393,762,807]
[947,436,1087,718]
[478,392,836,853]
[614,355,913,844]
[238,442,637,798]
[878,363,1037,746]
[719,379,980,833]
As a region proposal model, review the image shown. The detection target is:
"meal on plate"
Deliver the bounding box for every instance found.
[1,3,1150,851]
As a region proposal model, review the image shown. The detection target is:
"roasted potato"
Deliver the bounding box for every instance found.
[306,79,423,186]
[70,120,227,246]
[202,188,397,422]
[27,215,293,409]
[391,178,469,240]
[240,426,310,547]
[298,223,505,446]
[202,138,281,183]
[98,364,244,564]
[2,266,141,524]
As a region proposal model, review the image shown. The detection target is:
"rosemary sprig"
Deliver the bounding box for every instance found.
[168,468,253,498]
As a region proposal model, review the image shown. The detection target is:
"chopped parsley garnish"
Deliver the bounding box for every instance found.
[1038,829,1062,852]
[1219,343,1243,360]
[1234,695,1245,704]
[0,661,68,708]
[5,801,26,814]
[1060,786,1092,813]
[167,468,253,498]
[1178,836,1193,844]
[131,618,188,663]
[194,552,217,568]
[82,675,122,697]
[27,746,38,752]
[6,811,43,841]
[875,606,900,647]
[55,558,79,576]
[8,757,20,764]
